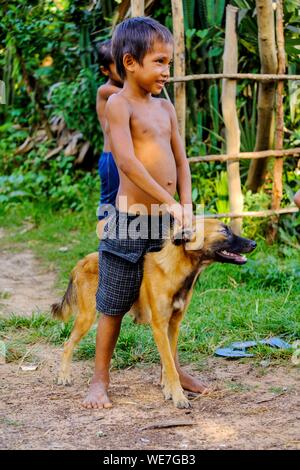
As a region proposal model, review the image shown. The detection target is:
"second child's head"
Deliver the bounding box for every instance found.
[112,17,173,95]
[96,39,123,86]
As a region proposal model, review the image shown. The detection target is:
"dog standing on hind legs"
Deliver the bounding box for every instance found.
[51,219,256,408]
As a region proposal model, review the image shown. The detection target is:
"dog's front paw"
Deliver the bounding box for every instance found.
[162,384,172,401]
[56,373,72,386]
[173,391,191,409]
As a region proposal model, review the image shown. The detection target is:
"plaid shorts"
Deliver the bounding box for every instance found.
[96,210,172,315]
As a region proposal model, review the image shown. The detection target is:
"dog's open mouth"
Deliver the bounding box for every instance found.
[215,250,247,265]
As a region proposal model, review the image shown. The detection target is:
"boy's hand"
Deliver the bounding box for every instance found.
[167,202,184,226]
[182,203,193,232]
[169,202,195,244]
[167,202,194,230]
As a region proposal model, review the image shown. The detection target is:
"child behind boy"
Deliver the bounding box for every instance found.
[95,40,123,236]
[294,189,300,208]
[83,17,208,409]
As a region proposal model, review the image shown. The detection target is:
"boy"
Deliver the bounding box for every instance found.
[83,17,208,409]
[95,40,123,237]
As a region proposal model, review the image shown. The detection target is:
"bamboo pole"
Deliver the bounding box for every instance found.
[131,0,144,17]
[171,0,186,143]
[204,207,298,219]
[268,0,286,243]
[188,147,300,163]
[168,73,300,82]
[221,5,243,235]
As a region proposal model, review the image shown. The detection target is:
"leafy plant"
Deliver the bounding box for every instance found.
[0,146,98,211]
[50,68,102,151]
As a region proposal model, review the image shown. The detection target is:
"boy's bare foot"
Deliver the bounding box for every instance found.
[177,368,210,395]
[82,380,112,409]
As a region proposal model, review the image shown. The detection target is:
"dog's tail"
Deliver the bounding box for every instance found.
[51,274,77,322]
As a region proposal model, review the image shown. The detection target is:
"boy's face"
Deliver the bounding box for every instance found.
[128,41,173,95]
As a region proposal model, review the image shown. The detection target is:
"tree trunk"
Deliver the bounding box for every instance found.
[171,0,186,143]
[267,0,286,243]
[221,5,243,235]
[246,0,278,192]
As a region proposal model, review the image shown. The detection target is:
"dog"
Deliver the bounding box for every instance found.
[51,218,256,408]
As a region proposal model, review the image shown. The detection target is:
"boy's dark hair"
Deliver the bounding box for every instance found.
[112,17,173,80]
[95,39,113,69]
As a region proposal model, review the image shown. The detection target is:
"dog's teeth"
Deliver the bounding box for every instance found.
[222,250,233,257]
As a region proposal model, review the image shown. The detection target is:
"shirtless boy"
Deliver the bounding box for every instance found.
[83,17,208,409]
[95,40,123,237]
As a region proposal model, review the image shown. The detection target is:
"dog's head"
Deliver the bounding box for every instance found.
[172,218,256,265]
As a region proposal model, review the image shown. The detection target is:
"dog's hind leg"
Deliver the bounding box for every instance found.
[57,282,97,386]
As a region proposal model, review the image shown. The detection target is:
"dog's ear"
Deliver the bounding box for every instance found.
[171,228,195,246]
[183,216,205,251]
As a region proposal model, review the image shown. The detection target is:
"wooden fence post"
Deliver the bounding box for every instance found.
[131,0,144,17]
[268,0,286,243]
[171,0,186,143]
[221,5,243,235]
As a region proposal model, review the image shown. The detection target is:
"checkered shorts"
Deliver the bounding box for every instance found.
[96,210,173,315]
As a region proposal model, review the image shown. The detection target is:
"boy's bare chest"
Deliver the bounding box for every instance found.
[130,105,171,139]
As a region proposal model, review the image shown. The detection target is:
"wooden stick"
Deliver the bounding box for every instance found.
[162,85,172,102]
[171,0,186,143]
[188,147,300,163]
[268,0,286,242]
[131,0,144,16]
[204,207,298,219]
[222,5,243,235]
[140,420,194,431]
[168,73,300,82]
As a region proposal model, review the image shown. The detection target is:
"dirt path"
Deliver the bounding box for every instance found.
[0,344,299,450]
[0,229,299,450]
[0,229,57,316]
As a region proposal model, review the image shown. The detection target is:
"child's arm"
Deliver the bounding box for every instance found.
[163,100,193,225]
[96,85,121,124]
[294,189,300,209]
[97,84,121,102]
[106,94,182,220]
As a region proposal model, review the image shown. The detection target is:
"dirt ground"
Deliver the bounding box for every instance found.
[1,348,299,450]
[0,232,299,450]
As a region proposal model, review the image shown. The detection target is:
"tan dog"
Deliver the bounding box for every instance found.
[52,219,256,408]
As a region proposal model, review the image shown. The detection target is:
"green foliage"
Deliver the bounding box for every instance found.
[215,170,229,214]
[50,68,102,151]
[0,139,98,211]
[239,254,299,292]
[0,0,299,242]
[238,83,257,154]
[0,0,107,149]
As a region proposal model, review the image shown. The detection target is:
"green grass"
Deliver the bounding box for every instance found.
[0,200,299,368]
